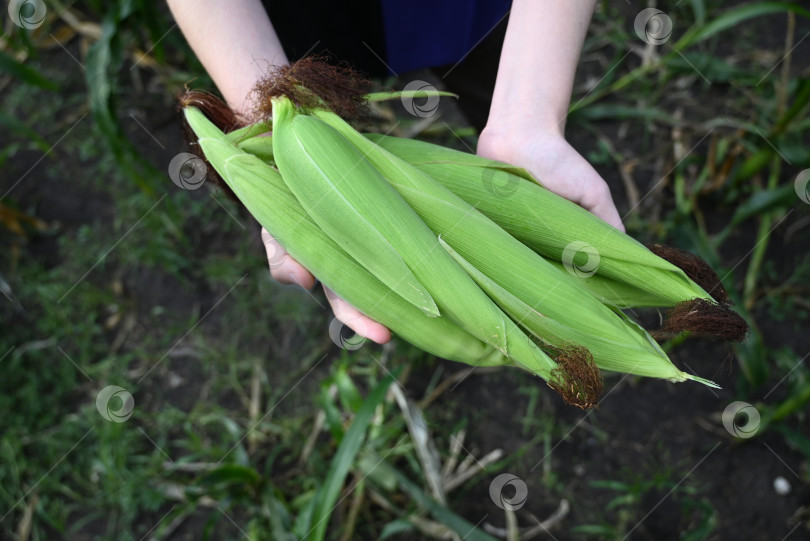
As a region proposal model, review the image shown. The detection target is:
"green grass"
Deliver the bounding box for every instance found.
[2,0,810,539]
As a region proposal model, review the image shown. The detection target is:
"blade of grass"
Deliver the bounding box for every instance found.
[85,2,162,197]
[388,463,498,541]
[0,50,58,90]
[674,2,810,49]
[570,104,678,125]
[307,370,400,541]
[574,2,810,113]
[364,89,457,102]
[689,0,707,25]
[359,456,498,541]
[729,183,796,228]
[0,111,49,151]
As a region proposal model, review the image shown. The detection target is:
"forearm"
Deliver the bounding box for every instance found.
[167,0,288,116]
[479,0,624,230]
[484,0,596,139]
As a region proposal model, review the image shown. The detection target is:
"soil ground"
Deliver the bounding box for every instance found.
[3,6,810,540]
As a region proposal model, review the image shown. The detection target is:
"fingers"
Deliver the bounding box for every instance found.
[324,286,392,345]
[580,181,626,233]
[553,150,626,233]
[261,228,316,289]
[590,199,625,233]
[261,228,390,345]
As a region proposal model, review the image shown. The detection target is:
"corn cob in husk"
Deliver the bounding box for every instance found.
[185,106,509,368]
[184,103,599,407]
[310,109,718,387]
[364,133,747,341]
[177,58,740,409]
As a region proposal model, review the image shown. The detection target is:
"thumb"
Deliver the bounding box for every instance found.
[260,228,316,288]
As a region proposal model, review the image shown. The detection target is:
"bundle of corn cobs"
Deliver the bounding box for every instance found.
[179,58,747,409]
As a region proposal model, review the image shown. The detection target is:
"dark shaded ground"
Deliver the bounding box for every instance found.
[4,7,810,540]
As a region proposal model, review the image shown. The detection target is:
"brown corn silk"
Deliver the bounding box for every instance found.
[658,299,749,342]
[549,346,603,410]
[647,244,748,341]
[647,244,728,303]
[529,335,602,409]
[252,57,372,121]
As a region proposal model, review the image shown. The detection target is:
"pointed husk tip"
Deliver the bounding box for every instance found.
[177,90,246,203]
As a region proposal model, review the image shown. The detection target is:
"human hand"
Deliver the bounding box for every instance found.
[477,128,625,232]
[260,228,392,344]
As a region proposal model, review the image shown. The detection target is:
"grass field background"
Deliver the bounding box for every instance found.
[1,1,809,539]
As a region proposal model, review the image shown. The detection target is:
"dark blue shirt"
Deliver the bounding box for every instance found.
[381,0,511,73]
[263,0,511,75]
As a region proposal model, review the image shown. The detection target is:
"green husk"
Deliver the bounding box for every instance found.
[365,133,715,307]
[272,96,440,317]
[313,109,715,388]
[441,238,718,387]
[274,97,540,362]
[184,106,508,368]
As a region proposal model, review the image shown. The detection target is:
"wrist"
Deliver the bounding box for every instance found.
[477,121,565,163]
[484,100,567,136]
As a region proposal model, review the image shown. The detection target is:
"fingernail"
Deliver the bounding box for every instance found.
[287,272,299,286]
